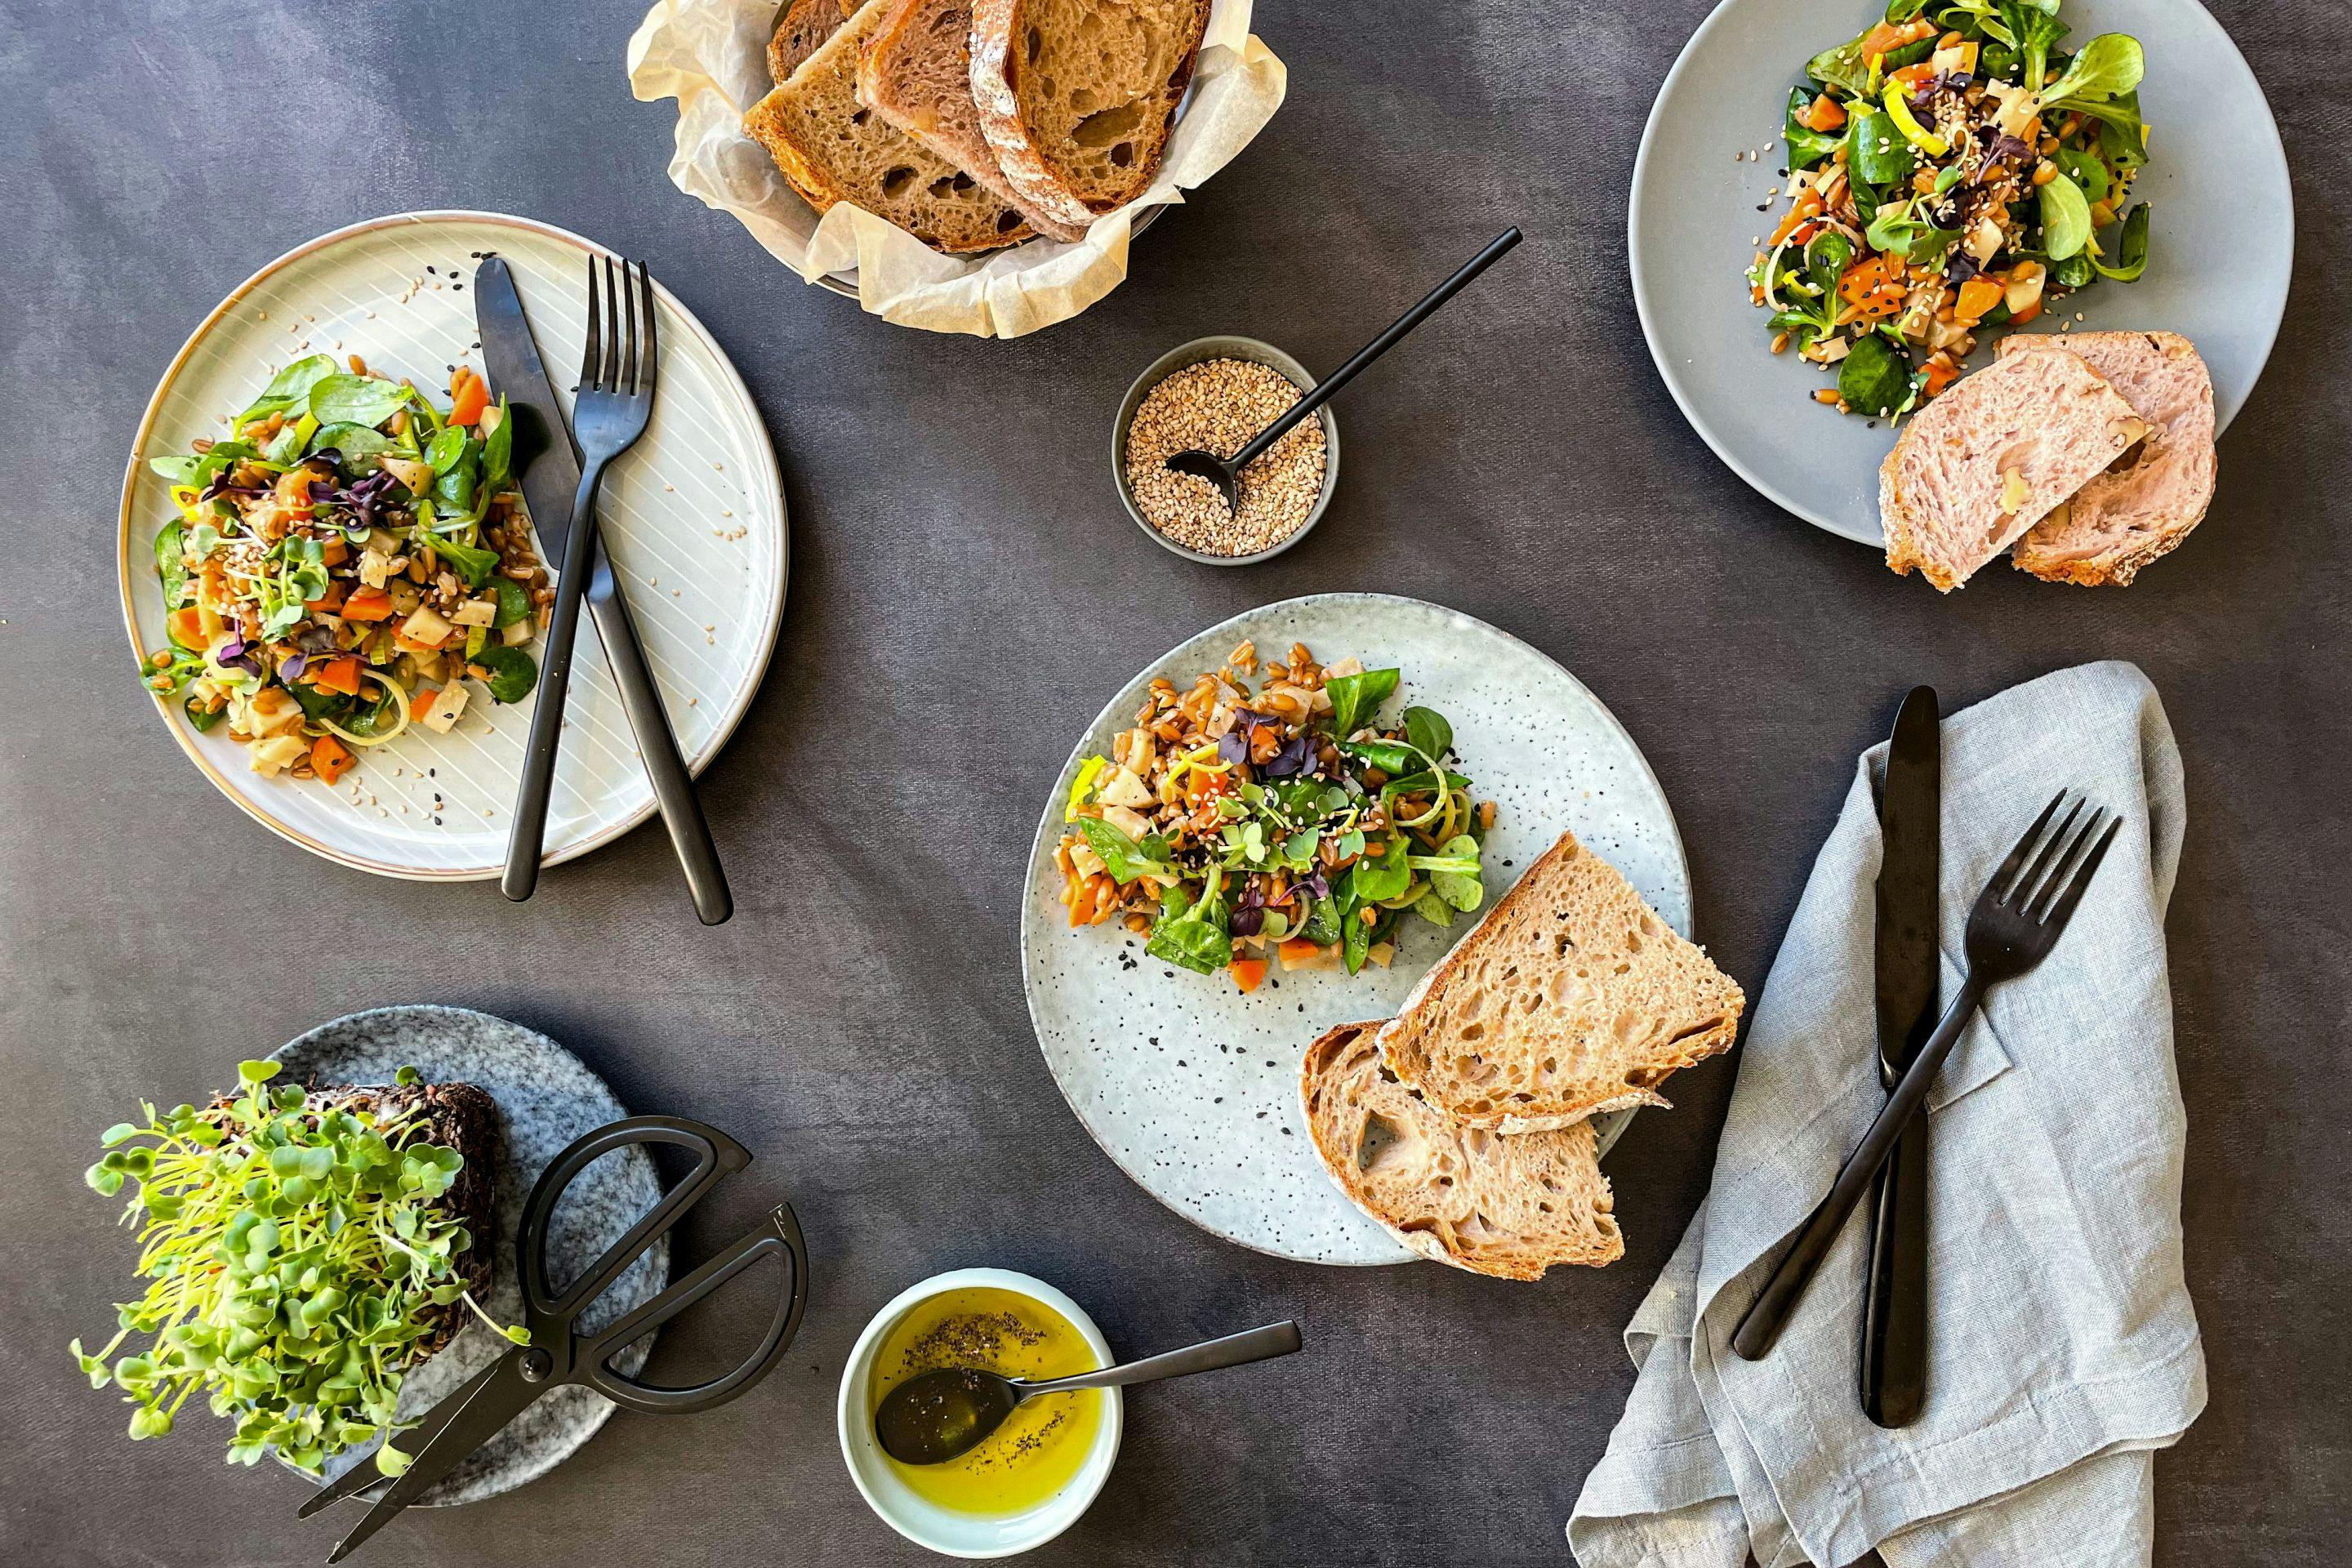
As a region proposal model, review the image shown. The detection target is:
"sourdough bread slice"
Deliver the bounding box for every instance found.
[744,0,1031,254]
[857,0,1089,243]
[1881,346,2149,591]
[969,0,1209,227]
[1998,331,2216,586]
[770,0,853,85]
[1375,831,1744,1134]
[1302,1022,1623,1280]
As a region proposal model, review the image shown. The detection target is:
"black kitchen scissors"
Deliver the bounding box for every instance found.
[301,1116,808,1561]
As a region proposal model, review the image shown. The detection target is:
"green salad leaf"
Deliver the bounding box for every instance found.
[2001,2,2069,91]
[1843,107,1915,190]
[2038,172,2095,261]
[2088,202,2151,283]
[1401,706,1452,764]
[310,421,394,466]
[492,577,533,630]
[1349,836,1414,905]
[1838,333,1914,419]
[1076,816,1175,884]
[1323,667,1400,741]
[1410,834,1486,913]
[471,645,539,705]
[427,532,501,589]
[2040,33,2144,112]
[1147,867,1231,974]
[238,354,337,425]
[2054,144,2109,203]
[308,374,410,428]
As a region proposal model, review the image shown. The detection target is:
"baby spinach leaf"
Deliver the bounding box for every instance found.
[1844,108,1915,189]
[1402,706,1452,763]
[307,375,410,429]
[1805,229,1855,296]
[492,577,532,630]
[472,646,538,705]
[1349,836,1413,905]
[2089,202,2150,283]
[309,423,394,466]
[2038,172,2094,261]
[425,426,468,475]
[1806,32,1874,97]
[1783,86,1842,170]
[1838,333,1913,418]
[1147,869,1230,974]
[483,399,513,492]
[1324,667,1400,740]
[1076,817,1173,884]
[2055,145,2109,203]
[238,354,336,424]
[1300,893,1343,947]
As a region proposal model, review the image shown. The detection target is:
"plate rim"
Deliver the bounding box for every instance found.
[114,208,790,880]
[266,1001,662,1505]
[1628,0,2296,546]
[1017,591,1694,1265]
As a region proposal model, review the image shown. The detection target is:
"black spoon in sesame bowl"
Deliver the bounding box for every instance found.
[874,1321,1303,1466]
[1161,227,1524,513]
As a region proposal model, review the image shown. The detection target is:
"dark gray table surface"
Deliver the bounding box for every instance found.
[3,2,2345,1563]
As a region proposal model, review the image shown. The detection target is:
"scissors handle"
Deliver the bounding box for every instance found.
[521,1116,748,1324]
[580,1201,810,1414]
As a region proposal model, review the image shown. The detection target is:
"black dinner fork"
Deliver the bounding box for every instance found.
[1731,791,2123,1361]
[503,256,726,916]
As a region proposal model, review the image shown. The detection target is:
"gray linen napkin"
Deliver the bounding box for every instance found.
[1568,662,2203,1568]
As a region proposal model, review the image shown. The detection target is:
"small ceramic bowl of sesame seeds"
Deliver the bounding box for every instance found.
[1113,336,1339,565]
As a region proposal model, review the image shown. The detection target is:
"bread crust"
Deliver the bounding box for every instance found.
[1374,831,1742,1133]
[770,0,853,85]
[968,0,1208,227]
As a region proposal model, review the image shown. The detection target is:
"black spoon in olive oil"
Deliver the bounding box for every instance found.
[1161,228,1522,513]
[875,1321,1303,1466]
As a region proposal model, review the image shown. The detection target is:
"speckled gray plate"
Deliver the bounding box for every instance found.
[270,1005,666,1505]
[1020,595,1692,1265]
[1632,0,2292,545]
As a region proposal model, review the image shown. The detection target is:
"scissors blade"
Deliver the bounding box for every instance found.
[323,1353,540,1563]
[299,1355,511,1518]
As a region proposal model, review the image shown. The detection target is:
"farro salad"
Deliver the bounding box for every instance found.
[1750,1,2151,418]
[139,354,544,786]
[1057,642,1494,991]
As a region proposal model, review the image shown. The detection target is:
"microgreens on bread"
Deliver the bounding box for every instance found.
[71,1060,523,1475]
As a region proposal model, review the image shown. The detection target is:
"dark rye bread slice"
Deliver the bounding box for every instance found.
[969,0,1209,228]
[1880,346,2150,592]
[856,0,1089,243]
[215,1080,501,1361]
[1302,1022,1624,1280]
[1999,331,2217,586]
[1376,831,1745,1134]
[745,0,1031,254]
[770,0,853,84]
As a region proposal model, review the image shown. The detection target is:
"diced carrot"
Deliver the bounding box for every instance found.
[1924,358,1962,396]
[2010,298,2043,326]
[341,586,395,622]
[1231,957,1267,994]
[167,606,206,648]
[1798,92,1846,132]
[1861,18,1935,58]
[449,368,489,428]
[311,656,363,697]
[305,581,347,614]
[1891,62,1937,91]
[409,686,441,719]
[310,736,355,786]
[1768,192,1825,246]
[319,537,349,566]
[1838,254,1899,305]
[1278,938,1322,964]
[1953,277,2006,323]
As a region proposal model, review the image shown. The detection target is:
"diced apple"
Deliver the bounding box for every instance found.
[452,598,497,627]
[400,605,455,648]
[418,684,469,734]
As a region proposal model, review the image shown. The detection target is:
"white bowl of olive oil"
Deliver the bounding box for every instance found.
[839,1269,1123,1557]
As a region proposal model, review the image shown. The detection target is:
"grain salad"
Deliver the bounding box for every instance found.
[1123,359,1327,557]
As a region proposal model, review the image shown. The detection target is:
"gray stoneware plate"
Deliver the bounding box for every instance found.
[270,1005,666,1505]
[1020,595,1692,1265]
[1631,0,2292,545]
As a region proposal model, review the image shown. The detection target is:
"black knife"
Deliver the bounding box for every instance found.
[474,256,732,924]
[1860,685,1939,1425]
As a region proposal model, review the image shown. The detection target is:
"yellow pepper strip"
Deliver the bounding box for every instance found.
[1883,81,1949,157]
[1064,755,1108,822]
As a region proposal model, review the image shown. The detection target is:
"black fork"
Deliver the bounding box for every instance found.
[1731,791,2123,1361]
[502,256,729,921]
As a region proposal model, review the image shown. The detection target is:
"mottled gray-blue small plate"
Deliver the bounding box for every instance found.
[1632,0,2292,545]
[270,1004,667,1506]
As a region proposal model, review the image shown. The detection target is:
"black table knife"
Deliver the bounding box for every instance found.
[1860,685,1940,1425]
[475,256,732,924]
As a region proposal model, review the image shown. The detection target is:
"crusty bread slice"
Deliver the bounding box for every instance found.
[1881,346,2150,591]
[1998,331,2217,586]
[770,0,853,85]
[1302,1022,1624,1280]
[1376,832,1744,1134]
[969,0,1209,227]
[744,0,1031,254]
[857,0,1089,243]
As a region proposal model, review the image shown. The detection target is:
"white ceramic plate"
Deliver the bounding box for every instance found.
[117,212,788,878]
[1631,0,2292,544]
[1020,595,1692,1265]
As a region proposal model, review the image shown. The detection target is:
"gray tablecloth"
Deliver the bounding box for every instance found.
[1569,662,2203,1567]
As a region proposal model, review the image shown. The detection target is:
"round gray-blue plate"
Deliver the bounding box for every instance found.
[1021,595,1692,1265]
[1632,0,2292,545]
[270,1004,667,1506]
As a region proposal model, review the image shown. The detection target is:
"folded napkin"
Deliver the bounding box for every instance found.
[1569,662,2203,1568]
